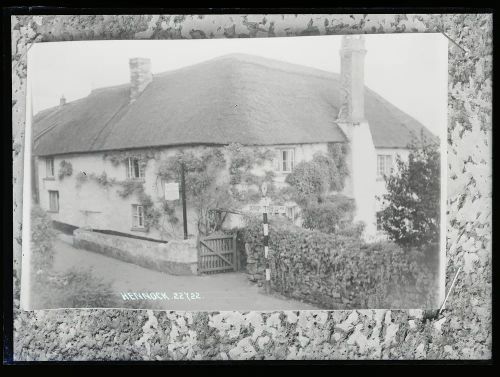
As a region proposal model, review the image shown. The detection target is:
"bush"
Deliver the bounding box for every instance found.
[301,194,358,235]
[284,158,330,205]
[31,267,119,309]
[31,205,56,271]
[379,136,440,250]
[242,217,438,309]
[284,149,349,206]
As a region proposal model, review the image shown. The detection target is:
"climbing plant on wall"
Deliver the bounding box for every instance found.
[58,160,73,180]
[156,144,277,236]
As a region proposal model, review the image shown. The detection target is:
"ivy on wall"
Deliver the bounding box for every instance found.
[103,149,158,170]
[156,144,277,235]
[57,160,73,180]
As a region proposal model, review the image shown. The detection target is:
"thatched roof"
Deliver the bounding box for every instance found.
[33,53,437,156]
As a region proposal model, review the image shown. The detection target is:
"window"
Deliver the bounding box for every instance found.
[48,190,59,212]
[132,204,145,229]
[377,154,393,177]
[275,149,295,173]
[46,157,55,178]
[127,157,145,179]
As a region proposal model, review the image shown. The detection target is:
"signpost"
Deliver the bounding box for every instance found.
[180,163,188,240]
[261,182,271,294]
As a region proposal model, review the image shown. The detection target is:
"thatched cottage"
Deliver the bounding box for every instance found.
[32,36,436,241]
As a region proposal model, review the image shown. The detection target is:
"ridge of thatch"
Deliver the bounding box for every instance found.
[33,53,437,156]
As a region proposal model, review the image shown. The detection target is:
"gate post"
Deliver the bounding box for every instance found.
[233,233,238,271]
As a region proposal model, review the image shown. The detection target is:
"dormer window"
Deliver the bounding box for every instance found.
[46,157,55,178]
[126,157,145,180]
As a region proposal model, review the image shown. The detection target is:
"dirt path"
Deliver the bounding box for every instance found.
[51,234,318,311]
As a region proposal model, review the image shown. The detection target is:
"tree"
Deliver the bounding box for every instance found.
[378,136,440,250]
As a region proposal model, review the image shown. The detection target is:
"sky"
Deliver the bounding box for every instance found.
[28,33,448,135]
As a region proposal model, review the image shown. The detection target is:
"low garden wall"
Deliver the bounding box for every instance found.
[242,218,439,309]
[73,229,198,275]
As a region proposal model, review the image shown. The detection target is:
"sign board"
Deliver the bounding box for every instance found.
[164,182,180,201]
[247,204,286,215]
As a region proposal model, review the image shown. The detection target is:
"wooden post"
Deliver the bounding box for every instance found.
[261,182,271,294]
[180,162,188,240]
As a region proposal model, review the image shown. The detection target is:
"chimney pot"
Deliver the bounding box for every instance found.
[129,57,152,103]
[59,95,66,106]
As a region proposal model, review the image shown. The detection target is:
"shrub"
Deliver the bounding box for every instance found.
[31,267,119,309]
[284,150,348,206]
[242,217,438,309]
[378,135,440,250]
[284,158,330,205]
[301,194,357,234]
[30,205,56,271]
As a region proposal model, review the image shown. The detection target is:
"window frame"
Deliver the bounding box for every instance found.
[132,204,145,229]
[127,157,145,180]
[48,190,59,213]
[46,157,55,178]
[275,148,295,173]
[377,154,393,178]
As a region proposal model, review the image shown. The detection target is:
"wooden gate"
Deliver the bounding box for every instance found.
[198,234,238,274]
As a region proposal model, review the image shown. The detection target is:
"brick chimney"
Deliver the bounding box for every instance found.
[59,95,66,106]
[129,57,152,103]
[337,35,377,239]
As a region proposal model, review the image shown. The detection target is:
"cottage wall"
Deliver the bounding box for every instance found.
[37,142,330,240]
[37,149,200,241]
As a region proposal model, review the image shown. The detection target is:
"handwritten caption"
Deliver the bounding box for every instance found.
[120,292,202,301]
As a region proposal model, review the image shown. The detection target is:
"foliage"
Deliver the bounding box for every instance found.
[156,145,276,235]
[301,194,363,236]
[284,156,330,206]
[327,142,349,190]
[284,148,347,206]
[103,149,158,170]
[30,205,56,271]
[31,268,119,309]
[75,171,116,188]
[90,172,116,188]
[160,199,180,225]
[226,143,276,186]
[157,148,230,235]
[378,136,440,249]
[117,179,145,198]
[58,160,73,180]
[243,217,439,309]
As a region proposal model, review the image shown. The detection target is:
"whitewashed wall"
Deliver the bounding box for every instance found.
[37,142,331,239]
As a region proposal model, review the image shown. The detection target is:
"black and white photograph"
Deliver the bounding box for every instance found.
[22,33,447,311]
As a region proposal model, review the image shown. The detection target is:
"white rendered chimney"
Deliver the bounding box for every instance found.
[129,57,152,103]
[337,35,377,239]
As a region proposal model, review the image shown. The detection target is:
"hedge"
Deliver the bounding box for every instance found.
[242,217,439,309]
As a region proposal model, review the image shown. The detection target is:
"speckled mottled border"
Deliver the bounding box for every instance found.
[11,14,492,361]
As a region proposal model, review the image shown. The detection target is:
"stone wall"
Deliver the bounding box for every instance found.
[73,228,198,275]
